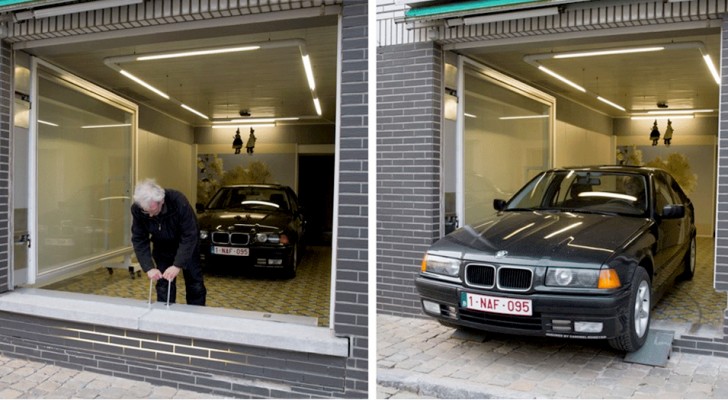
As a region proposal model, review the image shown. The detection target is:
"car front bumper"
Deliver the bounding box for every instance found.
[415,275,632,340]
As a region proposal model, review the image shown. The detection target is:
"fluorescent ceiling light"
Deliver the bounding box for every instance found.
[597,96,626,112]
[181,104,209,120]
[212,123,275,128]
[81,123,132,129]
[301,55,316,91]
[119,70,169,99]
[313,98,322,116]
[464,113,477,118]
[136,46,260,61]
[227,117,300,123]
[630,115,694,120]
[554,47,664,59]
[538,66,586,93]
[646,109,713,115]
[499,115,549,120]
[702,53,721,85]
[14,0,143,20]
[463,6,559,25]
[38,120,58,127]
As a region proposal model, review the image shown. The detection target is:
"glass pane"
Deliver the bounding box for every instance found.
[37,70,133,274]
[462,67,551,225]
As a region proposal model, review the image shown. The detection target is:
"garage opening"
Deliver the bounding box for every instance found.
[445,27,722,336]
[11,14,339,328]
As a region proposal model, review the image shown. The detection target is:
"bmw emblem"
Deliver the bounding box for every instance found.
[495,250,508,258]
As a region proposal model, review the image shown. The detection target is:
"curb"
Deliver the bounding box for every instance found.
[377,368,532,399]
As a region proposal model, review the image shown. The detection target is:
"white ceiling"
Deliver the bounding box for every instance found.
[23,15,339,126]
[458,27,721,119]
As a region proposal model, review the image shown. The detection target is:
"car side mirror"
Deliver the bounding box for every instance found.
[662,204,685,219]
[195,202,205,213]
[493,199,507,211]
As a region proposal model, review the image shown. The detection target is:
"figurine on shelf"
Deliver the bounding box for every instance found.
[663,119,674,146]
[650,120,660,146]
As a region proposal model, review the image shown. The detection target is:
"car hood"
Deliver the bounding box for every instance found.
[431,211,651,266]
[198,209,290,231]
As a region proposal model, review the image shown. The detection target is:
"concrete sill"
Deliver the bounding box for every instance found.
[0,288,349,357]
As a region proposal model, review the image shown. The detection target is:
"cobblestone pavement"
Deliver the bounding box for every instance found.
[0,354,224,399]
[377,314,728,399]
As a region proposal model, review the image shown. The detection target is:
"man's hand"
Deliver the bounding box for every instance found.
[163,266,181,281]
[147,268,163,281]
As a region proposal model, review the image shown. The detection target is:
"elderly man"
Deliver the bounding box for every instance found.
[130,178,206,305]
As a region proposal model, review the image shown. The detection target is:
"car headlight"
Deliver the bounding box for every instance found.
[199,230,208,240]
[546,268,599,288]
[255,233,281,244]
[421,254,460,277]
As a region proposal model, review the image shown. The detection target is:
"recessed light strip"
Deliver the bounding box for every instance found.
[646,109,713,115]
[630,115,695,120]
[136,45,260,61]
[499,115,549,120]
[537,65,586,93]
[212,123,276,128]
[180,104,209,120]
[38,120,59,127]
[118,70,170,100]
[553,46,664,59]
[702,53,721,85]
[81,123,132,129]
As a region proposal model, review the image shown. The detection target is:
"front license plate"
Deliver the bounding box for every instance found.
[461,292,532,316]
[211,246,249,256]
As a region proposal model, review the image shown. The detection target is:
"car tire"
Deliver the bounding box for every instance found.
[679,235,696,281]
[608,267,651,352]
[282,244,298,279]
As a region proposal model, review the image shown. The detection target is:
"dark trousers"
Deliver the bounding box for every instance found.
[155,265,207,306]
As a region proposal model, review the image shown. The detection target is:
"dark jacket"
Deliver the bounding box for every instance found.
[131,189,200,272]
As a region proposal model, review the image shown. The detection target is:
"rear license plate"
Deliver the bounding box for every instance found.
[211,246,249,256]
[461,292,532,316]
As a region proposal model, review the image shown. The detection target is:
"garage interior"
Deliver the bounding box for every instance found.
[446,25,722,335]
[12,12,339,327]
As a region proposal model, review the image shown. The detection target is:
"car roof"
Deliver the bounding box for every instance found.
[553,165,661,176]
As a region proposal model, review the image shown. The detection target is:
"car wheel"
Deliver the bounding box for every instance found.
[608,267,651,352]
[282,244,298,279]
[680,235,696,281]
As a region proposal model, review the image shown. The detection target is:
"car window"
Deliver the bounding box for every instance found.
[207,187,290,210]
[507,170,647,216]
[654,174,677,213]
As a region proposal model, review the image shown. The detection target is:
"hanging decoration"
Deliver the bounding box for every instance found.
[649,120,660,146]
[246,127,257,154]
[232,128,243,154]
[663,119,674,146]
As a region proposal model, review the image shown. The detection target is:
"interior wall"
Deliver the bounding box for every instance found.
[137,106,196,202]
[615,116,718,237]
[554,94,615,168]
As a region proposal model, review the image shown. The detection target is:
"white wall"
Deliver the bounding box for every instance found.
[137,128,196,203]
[555,121,615,168]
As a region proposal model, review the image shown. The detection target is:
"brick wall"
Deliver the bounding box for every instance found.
[376,41,442,318]
[333,0,369,397]
[0,41,9,293]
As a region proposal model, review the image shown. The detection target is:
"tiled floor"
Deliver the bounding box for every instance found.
[40,238,725,332]
[43,245,332,327]
[653,236,724,330]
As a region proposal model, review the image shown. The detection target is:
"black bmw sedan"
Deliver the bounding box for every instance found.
[196,184,305,278]
[415,165,696,352]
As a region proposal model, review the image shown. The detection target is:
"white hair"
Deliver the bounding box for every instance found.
[133,178,165,210]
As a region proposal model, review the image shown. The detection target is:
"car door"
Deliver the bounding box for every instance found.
[652,172,686,287]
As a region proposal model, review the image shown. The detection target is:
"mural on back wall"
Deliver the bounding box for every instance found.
[616,145,697,195]
[196,154,272,205]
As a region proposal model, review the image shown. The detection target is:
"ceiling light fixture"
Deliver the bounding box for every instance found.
[212,123,275,128]
[136,45,260,61]
[537,66,586,92]
[38,120,59,127]
[646,109,713,115]
[553,46,664,59]
[180,104,209,120]
[597,96,626,112]
[106,39,322,120]
[118,70,170,100]
[630,115,694,120]
[499,115,549,120]
[14,0,143,21]
[81,123,133,129]
[701,52,721,85]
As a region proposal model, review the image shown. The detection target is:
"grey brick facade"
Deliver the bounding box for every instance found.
[0,1,368,397]
[376,41,441,318]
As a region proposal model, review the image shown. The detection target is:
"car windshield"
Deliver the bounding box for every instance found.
[505,170,648,216]
[207,187,289,211]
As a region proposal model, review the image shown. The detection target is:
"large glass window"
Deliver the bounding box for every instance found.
[462,64,552,225]
[36,65,134,275]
